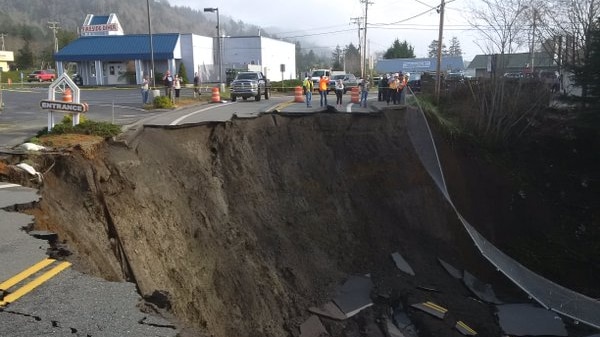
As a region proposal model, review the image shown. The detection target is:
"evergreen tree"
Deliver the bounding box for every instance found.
[344,43,361,75]
[178,63,188,84]
[384,39,415,59]
[331,45,343,70]
[16,42,34,69]
[448,36,462,56]
[427,40,449,58]
[572,19,600,106]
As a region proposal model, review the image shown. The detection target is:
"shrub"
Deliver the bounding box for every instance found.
[153,95,174,109]
[35,115,121,138]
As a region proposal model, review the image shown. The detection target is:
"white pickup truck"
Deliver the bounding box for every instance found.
[230,71,271,102]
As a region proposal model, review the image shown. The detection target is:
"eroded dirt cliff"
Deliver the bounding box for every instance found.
[18,110,537,336]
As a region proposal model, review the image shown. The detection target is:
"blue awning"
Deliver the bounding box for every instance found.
[54,33,180,61]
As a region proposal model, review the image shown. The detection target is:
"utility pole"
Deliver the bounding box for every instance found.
[434,0,445,103]
[48,21,60,53]
[0,33,6,51]
[350,17,362,77]
[530,9,536,75]
[361,0,374,80]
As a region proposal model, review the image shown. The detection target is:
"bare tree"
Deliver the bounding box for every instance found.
[539,0,600,99]
[468,0,531,56]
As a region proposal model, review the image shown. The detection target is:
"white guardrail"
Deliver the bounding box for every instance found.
[404,92,600,330]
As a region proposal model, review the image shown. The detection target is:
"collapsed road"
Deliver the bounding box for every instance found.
[1,105,599,337]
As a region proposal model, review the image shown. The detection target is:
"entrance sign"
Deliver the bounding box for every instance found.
[40,100,88,112]
[43,73,87,131]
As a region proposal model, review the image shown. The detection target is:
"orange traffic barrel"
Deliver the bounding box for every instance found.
[63,87,73,102]
[211,87,220,103]
[350,87,359,103]
[294,86,304,103]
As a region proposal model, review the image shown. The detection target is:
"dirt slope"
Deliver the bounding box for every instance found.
[26,110,520,336]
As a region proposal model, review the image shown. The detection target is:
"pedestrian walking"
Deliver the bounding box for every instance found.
[303,76,313,107]
[174,75,182,101]
[141,76,149,105]
[335,79,344,108]
[359,78,369,108]
[318,75,329,107]
[193,72,201,98]
[163,71,174,103]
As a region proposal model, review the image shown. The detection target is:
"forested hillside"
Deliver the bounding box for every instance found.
[0,0,269,69]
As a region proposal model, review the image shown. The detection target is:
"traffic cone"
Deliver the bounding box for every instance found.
[211,87,220,103]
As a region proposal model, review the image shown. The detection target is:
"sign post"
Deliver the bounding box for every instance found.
[0,66,3,111]
[280,63,285,91]
[42,73,87,131]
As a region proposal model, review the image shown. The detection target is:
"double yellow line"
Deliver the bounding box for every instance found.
[0,258,71,307]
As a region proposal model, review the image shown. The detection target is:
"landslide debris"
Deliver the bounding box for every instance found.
[16,110,584,336]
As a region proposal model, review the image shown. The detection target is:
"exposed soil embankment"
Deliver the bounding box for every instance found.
[28,111,516,336]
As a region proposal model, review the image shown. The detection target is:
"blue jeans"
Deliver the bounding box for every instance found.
[142,89,149,104]
[360,91,368,107]
[305,91,312,107]
[319,90,327,106]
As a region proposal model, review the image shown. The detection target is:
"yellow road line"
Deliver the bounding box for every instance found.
[0,261,71,306]
[270,100,295,112]
[0,258,56,291]
[423,301,448,313]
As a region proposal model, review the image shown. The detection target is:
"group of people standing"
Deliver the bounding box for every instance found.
[377,72,408,105]
[162,71,182,103]
[302,75,370,109]
[141,71,202,105]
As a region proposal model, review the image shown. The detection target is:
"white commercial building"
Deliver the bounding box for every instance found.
[54,13,296,86]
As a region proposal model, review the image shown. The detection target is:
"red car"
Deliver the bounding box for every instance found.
[27,70,56,82]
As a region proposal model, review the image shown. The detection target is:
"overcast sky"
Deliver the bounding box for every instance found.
[168,0,484,61]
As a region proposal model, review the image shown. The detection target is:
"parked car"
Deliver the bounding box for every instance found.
[27,70,56,82]
[503,72,523,79]
[446,72,465,82]
[329,73,358,94]
[407,73,422,92]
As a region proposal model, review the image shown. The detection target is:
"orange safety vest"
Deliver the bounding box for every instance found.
[319,77,329,91]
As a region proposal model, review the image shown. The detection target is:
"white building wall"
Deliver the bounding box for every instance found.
[180,34,214,83]
[222,36,296,81]
[222,37,262,71]
[259,37,296,80]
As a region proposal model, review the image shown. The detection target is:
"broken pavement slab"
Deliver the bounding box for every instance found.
[391,308,418,337]
[410,301,448,319]
[332,275,374,318]
[308,301,346,320]
[438,258,463,279]
[299,315,329,337]
[462,270,503,304]
[391,252,415,276]
[455,320,478,336]
[0,183,40,208]
[496,303,568,336]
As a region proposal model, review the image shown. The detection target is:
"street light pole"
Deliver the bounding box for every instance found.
[204,7,222,90]
[146,0,156,87]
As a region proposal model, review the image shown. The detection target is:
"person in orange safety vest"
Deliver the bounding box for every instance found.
[318,75,329,107]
